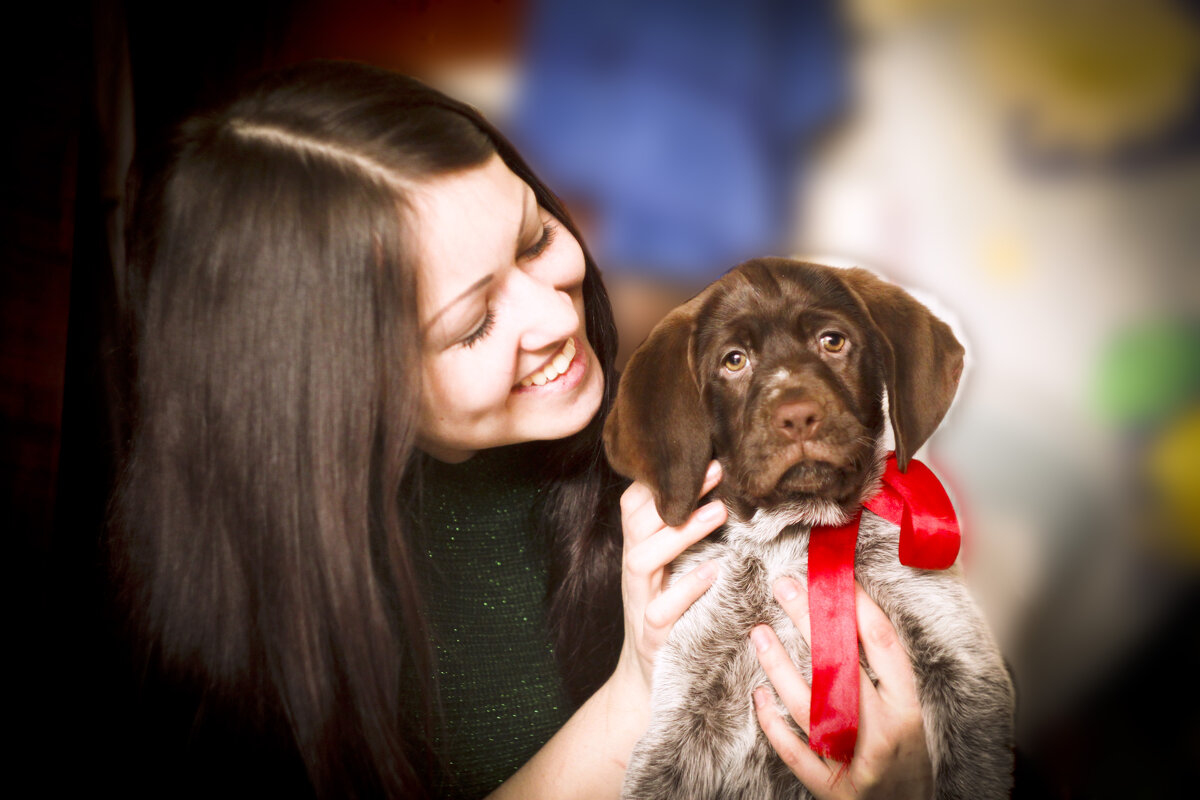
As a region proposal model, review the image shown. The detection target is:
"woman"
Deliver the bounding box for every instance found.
[114,60,930,798]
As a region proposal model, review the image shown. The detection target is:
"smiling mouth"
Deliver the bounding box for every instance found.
[518,337,578,388]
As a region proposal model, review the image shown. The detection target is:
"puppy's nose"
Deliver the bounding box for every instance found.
[774,400,824,441]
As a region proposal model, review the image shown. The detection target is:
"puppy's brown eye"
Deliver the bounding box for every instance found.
[722,351,748,372]
[820,332,847,353]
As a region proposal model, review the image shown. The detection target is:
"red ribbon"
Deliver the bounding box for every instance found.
[806,454,960,763]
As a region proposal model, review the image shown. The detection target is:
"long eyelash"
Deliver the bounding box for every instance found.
[462,309,496,348]
[460,221,554,349]
[523,221,557,259]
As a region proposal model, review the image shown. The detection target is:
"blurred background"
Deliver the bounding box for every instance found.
[6,0,1198,795]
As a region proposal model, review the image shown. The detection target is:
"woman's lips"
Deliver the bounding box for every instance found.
[515,337,581,391]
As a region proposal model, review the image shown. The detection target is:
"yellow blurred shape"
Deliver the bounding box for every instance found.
[1148,405,1200,559]
[969,0,1200,155]
[979,230,1030,287]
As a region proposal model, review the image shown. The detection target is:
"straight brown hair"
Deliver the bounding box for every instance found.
[114,60,624,797]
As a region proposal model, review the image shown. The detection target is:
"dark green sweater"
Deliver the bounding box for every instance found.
[411,446,575,799]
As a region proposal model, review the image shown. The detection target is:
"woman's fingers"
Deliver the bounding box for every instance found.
[753,686,831,787]
[624,499,727,578]
[772,576,811,643]
[617,463,727,689]
[619,461,724,551]
[749,578,933,800]
[750,623,811,733]
[618,482,661,547]
[698,459,723,498]
[769,577,918,710]
[644,559,721,630]
[750,576,813,732]
[854,584,920,710]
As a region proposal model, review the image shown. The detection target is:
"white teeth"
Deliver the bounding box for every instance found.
[520,338,576,388]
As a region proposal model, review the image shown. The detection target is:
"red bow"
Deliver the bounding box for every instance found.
[806,454,960,763]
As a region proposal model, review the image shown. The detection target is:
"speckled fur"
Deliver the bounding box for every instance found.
[624,510,1014,799]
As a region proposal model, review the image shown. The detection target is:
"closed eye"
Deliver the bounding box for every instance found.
[520,221,557,260]
[461,309,496,348]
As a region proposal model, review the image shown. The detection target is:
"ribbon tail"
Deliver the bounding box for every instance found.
[807,516,860,763]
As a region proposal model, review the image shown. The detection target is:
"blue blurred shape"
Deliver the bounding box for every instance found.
[510,0,848,282]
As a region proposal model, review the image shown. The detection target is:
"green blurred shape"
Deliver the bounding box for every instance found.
[1095,318,1200,425]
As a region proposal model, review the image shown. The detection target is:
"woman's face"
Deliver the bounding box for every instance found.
[414,154,605,463]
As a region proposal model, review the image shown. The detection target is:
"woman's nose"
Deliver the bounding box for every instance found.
[511,269,579,352]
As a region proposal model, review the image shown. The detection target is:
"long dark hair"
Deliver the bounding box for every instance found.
[113,60,623,797]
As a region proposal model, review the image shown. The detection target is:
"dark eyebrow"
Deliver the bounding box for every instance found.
[423,273,495,334]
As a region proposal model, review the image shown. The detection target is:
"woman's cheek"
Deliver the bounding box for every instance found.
[437,348,509,413]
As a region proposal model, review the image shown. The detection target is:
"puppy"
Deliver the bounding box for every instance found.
[604,258,1014,799]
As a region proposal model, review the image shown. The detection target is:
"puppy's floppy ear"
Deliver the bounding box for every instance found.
[833,267,965,472]
[603,293,714,527]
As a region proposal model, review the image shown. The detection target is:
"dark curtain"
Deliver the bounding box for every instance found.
[10,2,293,793]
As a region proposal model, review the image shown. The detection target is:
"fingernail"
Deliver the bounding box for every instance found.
[753,687,768,708]
[705,461,722,481]
[751,626,771,653]
[697,500,724,522]
[775,577,800,602]
[694,560,720,581]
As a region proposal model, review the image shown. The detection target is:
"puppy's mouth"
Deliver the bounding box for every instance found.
[737,441,864,505]
[775,460,845,494]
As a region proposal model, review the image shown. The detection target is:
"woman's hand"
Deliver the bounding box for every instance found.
[613,460,727,693]
[489,465,727,800]
[751,579,933,800]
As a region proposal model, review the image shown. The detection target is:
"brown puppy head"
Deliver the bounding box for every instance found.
[603,258,965,527]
